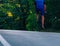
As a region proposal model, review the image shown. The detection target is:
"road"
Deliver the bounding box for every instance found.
[0,30,60,46]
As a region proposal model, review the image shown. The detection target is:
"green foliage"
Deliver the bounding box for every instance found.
[45,0,60,30]
[0,0,60,31]
[26,0,38,31]
[0,0,27,30]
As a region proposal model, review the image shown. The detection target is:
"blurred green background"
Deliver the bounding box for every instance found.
[0,0,60,32]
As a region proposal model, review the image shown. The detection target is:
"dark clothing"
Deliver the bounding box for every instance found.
[35,0,44,15]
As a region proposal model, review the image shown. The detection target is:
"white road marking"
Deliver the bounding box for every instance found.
[0,35,11,46]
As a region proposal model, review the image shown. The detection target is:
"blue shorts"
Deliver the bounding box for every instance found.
[36,8,44,16]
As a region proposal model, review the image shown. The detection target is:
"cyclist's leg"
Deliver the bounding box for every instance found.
[41,9,45,29]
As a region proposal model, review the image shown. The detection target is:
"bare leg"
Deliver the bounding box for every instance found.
[42,15,45,29]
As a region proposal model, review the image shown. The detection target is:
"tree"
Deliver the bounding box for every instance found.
[0,0,60,31]
[45,0,60,30]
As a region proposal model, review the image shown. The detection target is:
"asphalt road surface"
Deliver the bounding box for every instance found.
[0,30,60,46]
